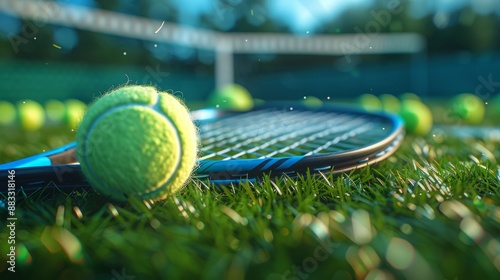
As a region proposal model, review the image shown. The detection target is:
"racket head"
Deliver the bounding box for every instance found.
[0,102,404,191]
[194,102,404,183]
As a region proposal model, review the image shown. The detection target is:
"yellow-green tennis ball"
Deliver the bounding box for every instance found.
[0,101,16,126]
[448,93,485,125]
[17,100,45,131]
[400,92,421,101]
[208,84,253,111]
[76,85,198,201]
[358,93,382,112]
[302,96,323,108]
[65,99,87,129]
[399,100,433,136]
[45,99,66,125]
[380,94,401,113]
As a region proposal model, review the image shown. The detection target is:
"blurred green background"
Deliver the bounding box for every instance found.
[0,0,499,105]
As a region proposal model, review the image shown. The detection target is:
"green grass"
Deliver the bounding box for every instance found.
[1,126,499,279]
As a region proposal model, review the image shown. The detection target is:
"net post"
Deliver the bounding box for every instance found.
[215,37,234,89]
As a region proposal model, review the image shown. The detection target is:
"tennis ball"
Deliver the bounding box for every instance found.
[358,93,382,112]
[45,99,66,125]
[380,94,401,113]
[65,99,87,129]
[17,100,45,131]
[400,92,421,101]
[208,84,253,111]
[448,93,485,125]
[399,99,433,136]
[302,96,323,108]
[0,101,16,126]
[76,85,198,201]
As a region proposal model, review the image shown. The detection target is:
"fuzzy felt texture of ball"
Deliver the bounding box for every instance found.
[76,85,198,201]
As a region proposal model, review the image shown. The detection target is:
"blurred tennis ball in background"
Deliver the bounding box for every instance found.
[302,96,323,108]
[76,85,198,201]
[45,99,66,125]
[380,94,401,113]
[358,93,382,112]
[448,93,485,125]
[65,99,87,129]
[17,100,45,131]
[208,84,254,111]
[399,99,433,136]
[400,92,421,101]
[0,101,16,126]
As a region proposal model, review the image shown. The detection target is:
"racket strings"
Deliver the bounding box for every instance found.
[261,119,373,157]
[201,109,324,146]
[199,109,394,160]
[200,109,345,158]
[201,110,337,153]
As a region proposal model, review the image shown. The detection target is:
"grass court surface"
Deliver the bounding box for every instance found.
[1,123,499,279]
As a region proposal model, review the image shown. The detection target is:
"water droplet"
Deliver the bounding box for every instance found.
[154,44,157,48]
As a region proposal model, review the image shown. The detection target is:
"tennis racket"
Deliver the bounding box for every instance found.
[0,103,404,193]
